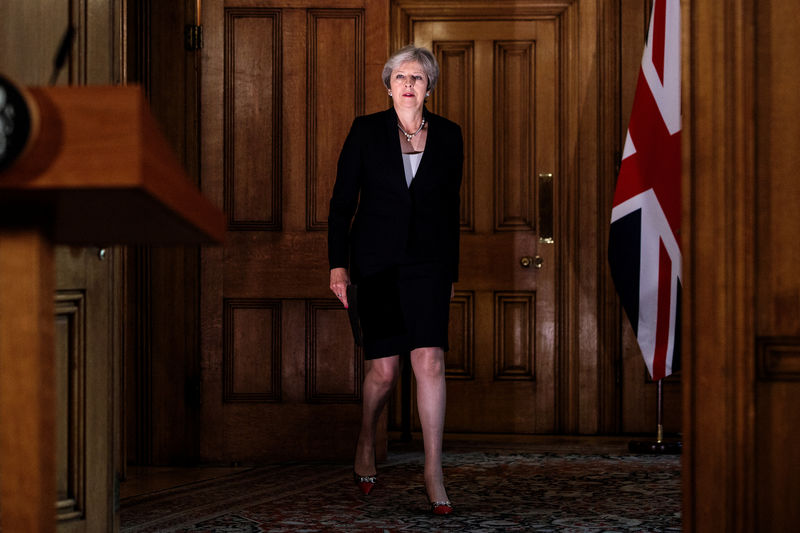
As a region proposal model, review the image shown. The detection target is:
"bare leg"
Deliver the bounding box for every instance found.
[410,347,449,503]
[355,355,400,475]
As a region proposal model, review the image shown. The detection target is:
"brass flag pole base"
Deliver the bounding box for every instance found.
[628,425,683,454]
[628,379,682,454]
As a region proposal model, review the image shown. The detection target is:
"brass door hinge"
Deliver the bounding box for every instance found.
[185,25,203,51]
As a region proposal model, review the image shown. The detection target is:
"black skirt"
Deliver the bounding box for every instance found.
[357,263,451,359]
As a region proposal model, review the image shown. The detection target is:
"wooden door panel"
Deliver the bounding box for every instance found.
[307,9,365,230]
[411,18,558,434]
[54,248,116,531]
[223,299,282,402]
[494,41,538,230]
[446,291,475,379]
[55,292,86,522]
[306,300,363,402]
[432,41,475,229]
[223,233,329,297]
[225,8,282,230]
[201,0,386,462]
[494,292,537,381]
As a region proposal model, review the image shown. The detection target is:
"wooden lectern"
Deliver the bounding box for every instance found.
[0,82,225,531]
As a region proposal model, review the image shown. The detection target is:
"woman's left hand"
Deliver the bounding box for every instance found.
[330,267,350,308]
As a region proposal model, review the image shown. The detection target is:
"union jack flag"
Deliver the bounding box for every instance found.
[609,0,681,381]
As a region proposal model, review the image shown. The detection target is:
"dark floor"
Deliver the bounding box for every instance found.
[121,436,681,532]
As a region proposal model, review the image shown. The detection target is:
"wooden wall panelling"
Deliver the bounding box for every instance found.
[753,0,800,528]
[126,247,151,466]
[562,0,597,434]
[596,0,624,434]
[683,0,757,530]
[757,338,800,381]
[755,341,800,528]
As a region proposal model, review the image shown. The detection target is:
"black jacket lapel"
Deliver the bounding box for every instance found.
[410,107,436,186]
[384,108,409,192]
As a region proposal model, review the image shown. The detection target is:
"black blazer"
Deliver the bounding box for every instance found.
[328,107,463,282]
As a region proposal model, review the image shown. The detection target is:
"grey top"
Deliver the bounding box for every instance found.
[401,151,424,187]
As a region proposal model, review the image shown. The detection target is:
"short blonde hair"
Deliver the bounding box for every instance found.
[381,45,439,92]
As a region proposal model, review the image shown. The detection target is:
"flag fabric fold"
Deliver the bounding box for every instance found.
[609,0,682,381]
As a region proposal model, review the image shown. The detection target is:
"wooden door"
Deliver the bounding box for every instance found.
[199,0,388,462]
[404,18,559,433]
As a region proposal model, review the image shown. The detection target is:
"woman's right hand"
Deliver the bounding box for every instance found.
[330,267,350,308]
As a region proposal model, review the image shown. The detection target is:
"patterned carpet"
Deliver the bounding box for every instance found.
[120,448,681,532]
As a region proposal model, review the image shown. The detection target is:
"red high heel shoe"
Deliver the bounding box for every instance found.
[353,472,377,495]
[430,500,453,515]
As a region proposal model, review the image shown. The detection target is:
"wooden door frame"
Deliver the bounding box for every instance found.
[391,0,621,434]
[123,0,204,467]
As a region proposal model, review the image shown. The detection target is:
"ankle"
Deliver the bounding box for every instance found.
[423,469,444,483]
[425,482,449,503]
[355,439,375,455]
[354,443,376,475]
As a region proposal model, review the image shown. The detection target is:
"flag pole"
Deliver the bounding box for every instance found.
[629,378,682,453]
[656,378,663,443]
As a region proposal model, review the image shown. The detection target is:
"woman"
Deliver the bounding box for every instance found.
[328,45,463,515]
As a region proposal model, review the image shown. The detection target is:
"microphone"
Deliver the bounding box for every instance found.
[49,25,76,86]
[0,74,36,173]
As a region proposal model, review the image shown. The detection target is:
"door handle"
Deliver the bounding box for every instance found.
[539,173,554,243]
[520,255,543,269]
